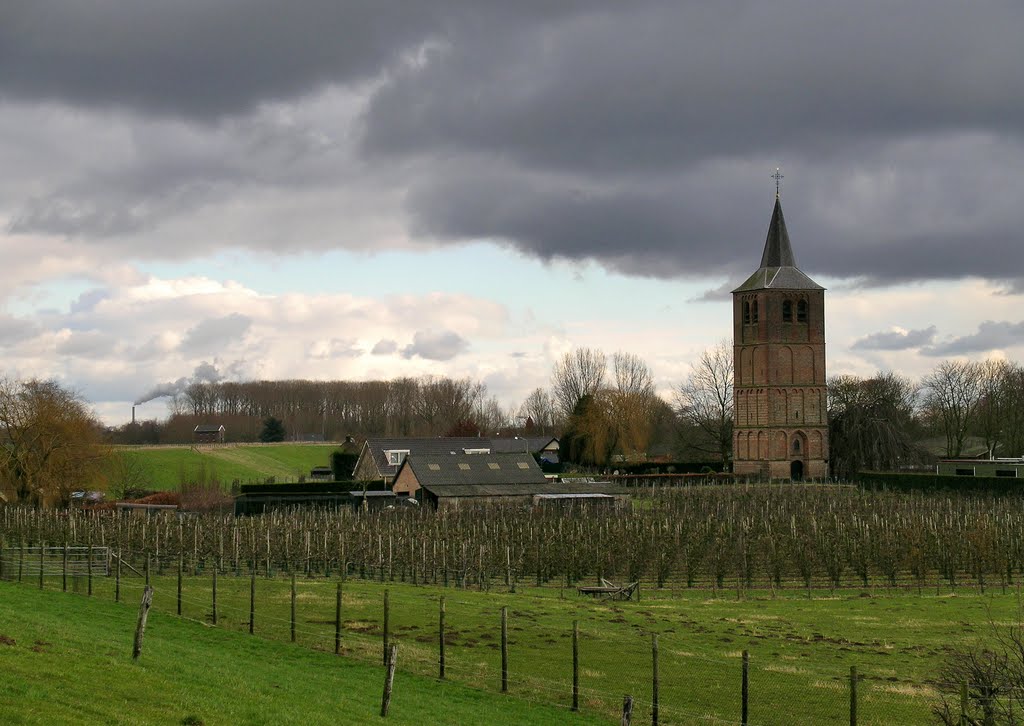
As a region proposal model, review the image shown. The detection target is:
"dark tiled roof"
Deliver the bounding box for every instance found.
[194,424,224,433]
[488,437,558,454]
[401,452,547,488]
[362,437,493,478]
[421,480,627,498]
[733,197,824,293]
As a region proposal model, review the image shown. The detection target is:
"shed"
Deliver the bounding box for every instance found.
[418,480,628,509]
[392,452,546,498]
[193,424,226,444]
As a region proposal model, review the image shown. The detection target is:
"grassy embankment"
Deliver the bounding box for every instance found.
[8,566,1018,724]
[117,443,341,490]
[0,581,605,726]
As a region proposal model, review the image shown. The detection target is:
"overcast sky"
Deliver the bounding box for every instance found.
[2,1,1023,425]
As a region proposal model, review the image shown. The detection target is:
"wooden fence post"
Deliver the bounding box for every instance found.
[87,537,93,596]
[850,665,857,726]
[335,581,342,655]
[621,695,634,726]
[572,620,580,712]
[144,554,150,587]
[960,681,969,726]
[383,588,390,665]
[177,550,183,616]
[380,644,399,717]
[291,572,297,643]
[439,596,446,679]
[652,634,660,726]
[742,650,749,726]
[63,541,68,592]
[18,540,24,583]
[212,561,218,625]
[501,606,509,693]
[132,585,154,661]
[115,551,121,603]
[249,569,256,635]
[38,540,45,590]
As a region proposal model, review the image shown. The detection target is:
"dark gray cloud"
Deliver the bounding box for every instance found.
[179,313,251,355]
[371,339,398,355]
[3,1,1024,288]
[852,326,937,351]
[0,315,38,346]
[923,321,1024,357]
[401,330,468,361]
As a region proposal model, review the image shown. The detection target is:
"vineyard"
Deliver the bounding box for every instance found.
[3,484,1024,592]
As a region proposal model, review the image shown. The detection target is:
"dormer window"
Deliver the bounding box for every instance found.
[386,450,409,466]
[782,300,793,322]
[797,300,808,323]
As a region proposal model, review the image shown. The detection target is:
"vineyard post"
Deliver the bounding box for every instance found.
[501,606,509,693]
[38,540,44,590]
[87,532,93,596]
[380,644,398,717]
[62,540,68,592]
[334,581,342,655]
[621,695,634,726]
[741,650,749,725]
[652,633,659,726]
[115,551,121,602]
[132,585,154,661]
[145,554,151,587]
[177,549,183,616]
[212,560,218,625]
[572,620,579,712]
[290,572,297,643]
[849,665,857,726]
[439,596,446,679]
[18,539,24,583]
[249,569,256,635]
[383,588,390,665]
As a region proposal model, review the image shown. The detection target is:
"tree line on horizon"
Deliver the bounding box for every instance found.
[4,351,1024,505]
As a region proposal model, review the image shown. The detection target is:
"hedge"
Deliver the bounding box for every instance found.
[855,470,1024,495]
[238,480,388,495]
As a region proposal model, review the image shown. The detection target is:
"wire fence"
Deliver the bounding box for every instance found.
[0,545,989,725]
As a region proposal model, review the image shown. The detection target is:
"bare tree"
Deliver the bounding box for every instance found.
[551,348,607,420]
[675,342,734,464]
[922,360,984,457]
[610,351,658,460]
[974,359,1024,459]
[518,387,558,435]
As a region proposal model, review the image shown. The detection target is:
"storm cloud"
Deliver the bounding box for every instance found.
[923,321,1024,357]
[852,326,937,351]
[1,1,1022,286]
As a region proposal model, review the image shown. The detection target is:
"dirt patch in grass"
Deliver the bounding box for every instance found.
[0,634,15,646]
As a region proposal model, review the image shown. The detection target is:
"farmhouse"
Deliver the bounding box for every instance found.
[351,437,495,483]
[392,452,547,497]
[732,190,829,480]
[193,424,226,444]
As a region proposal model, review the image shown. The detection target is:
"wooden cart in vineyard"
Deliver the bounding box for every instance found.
[576,578,639,601]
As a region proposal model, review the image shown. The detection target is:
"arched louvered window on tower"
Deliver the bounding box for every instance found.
[751,300,759,323]
[743,301,751,324]
[782,300,793,322]
[797,300,808,323]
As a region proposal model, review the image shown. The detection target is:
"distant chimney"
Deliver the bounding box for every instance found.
[132,406,136,425]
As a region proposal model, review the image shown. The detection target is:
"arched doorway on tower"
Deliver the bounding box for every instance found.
[790,460,804,481]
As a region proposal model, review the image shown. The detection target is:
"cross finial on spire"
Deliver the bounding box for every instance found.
[772,168,784,198]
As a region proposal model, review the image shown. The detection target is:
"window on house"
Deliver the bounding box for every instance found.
[488,463,500,470]
[996,469,1017,477]
[743,301,751,324]
[955,468,974,476]
[797,300,808,323]
[517,462,530,469]
[427,463,441,471]
[782,300,792,322]
[386,450,409,466]
[458,463,471,470]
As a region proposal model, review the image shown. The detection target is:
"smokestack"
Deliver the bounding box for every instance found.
[132,406,136,425]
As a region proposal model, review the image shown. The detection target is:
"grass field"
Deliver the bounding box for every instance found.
[9,562,1019,725]
[0,582,607,726]
[117,443,341,490]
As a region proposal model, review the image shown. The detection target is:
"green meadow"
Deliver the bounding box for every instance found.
[116,443,340,490]
[9,566,1019,724]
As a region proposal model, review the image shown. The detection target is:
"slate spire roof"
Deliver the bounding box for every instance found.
[732,196,824,293]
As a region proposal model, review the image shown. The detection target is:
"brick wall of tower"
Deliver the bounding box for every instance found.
[731,288,828,479]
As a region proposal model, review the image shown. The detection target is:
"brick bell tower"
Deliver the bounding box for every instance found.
[731,183,828,480]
